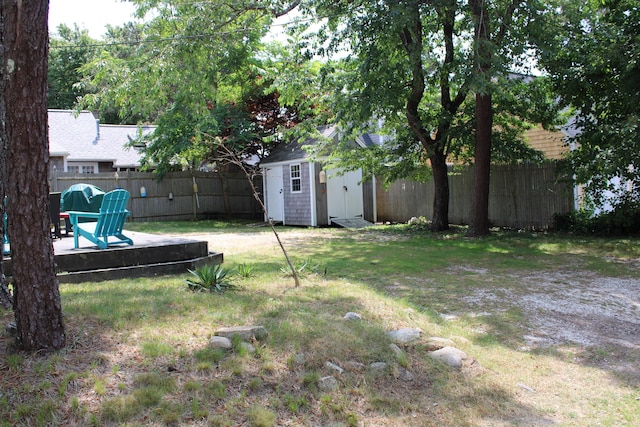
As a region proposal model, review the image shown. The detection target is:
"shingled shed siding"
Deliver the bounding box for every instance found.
[283,162,313,226]
[525,126,567,160]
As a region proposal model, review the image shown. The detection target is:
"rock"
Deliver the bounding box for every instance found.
[429,346,467,369]
[239,342,256,354]
[343,312,362,321]
[397,368,416,382]
[325,361,344,374]
[369,362,388,372]
[426,337,456,351]
[209,336,232,349]
[318,376,339,391]
[386,328,422,345]
[389,343,405,358]
[215,325,267,341]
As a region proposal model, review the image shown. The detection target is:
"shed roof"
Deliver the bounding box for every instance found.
[260,126,383,166]
[260,126,338,165]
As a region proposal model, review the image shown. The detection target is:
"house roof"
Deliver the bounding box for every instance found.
[98,124,154,168]
[48,109,154,168]
[49,109,99,157]
[357,133,384,148]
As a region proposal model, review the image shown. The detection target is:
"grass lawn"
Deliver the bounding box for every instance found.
[1,221,639,426]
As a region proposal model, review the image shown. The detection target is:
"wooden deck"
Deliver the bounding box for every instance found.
[2,231,223,284]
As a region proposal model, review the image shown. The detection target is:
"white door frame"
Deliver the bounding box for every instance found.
[264,167,284,223]
[326,168,364,223]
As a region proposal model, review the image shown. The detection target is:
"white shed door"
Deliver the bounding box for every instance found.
[326,168,364,222]
[265,167,284,222]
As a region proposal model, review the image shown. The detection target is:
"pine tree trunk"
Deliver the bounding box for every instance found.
[467,0,493,238]
[3,0,65,350]
[0,3,11,309]
[468,93,493,237]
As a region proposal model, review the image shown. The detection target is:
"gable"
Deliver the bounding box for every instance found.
[261,125,338,166]
[525,125,567,160]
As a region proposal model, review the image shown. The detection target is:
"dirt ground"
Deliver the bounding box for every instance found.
[459,267,640,384]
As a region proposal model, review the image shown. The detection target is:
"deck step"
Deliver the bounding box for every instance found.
[57,252,223,284]
[2,231,223,283]
[331,218,375,229]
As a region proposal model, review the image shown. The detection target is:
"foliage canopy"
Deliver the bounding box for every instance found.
[78,0,302,176]
[536,0,640,207]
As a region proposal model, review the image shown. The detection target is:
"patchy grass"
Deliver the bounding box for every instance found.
[1,223,639,426]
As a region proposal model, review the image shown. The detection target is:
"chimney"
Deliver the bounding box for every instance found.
[94,119,100,144]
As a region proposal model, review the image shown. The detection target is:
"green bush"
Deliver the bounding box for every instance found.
[280,259,321,278]
[186,264,237,292]
[553,197,640,236]
[552,210,595,234]
[235,263,255,278]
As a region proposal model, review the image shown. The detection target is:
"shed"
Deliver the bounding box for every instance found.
[259,126,378,227]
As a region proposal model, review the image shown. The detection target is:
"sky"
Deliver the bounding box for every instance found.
[49,0,137,38]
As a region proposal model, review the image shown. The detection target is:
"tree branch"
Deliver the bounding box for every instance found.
[495,0,520,45]
[399,2,432,151]
[215,141,301,288]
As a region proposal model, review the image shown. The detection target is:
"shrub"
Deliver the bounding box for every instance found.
[235,263,255,278]
[186,264,237,292]
[407,216,430,230]
[280,259,320,278]
[552,210,595,234]
[553,197,640,236]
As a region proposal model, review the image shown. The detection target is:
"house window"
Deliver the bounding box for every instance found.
[67,163,98,174]
[290,164,301,193]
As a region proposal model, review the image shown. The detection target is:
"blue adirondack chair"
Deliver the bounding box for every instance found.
[67,189,134,249]
[2,213,8,256]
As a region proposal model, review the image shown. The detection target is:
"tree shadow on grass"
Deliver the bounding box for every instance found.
[1,274,560,427]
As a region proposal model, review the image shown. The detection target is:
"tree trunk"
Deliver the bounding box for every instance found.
[467,0,493,238]
[430,151,450,232]
[400,4,451,231]
[217,168,233,219]
[0,7,11,309]
[3,0,65,350]
[468,93,493,237]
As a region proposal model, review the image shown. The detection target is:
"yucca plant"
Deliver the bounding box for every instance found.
[235,263,254,279]
[186,264,236,292]
[280,259,320,278]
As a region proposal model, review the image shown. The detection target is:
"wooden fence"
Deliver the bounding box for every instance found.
[374,163,574,230]
[50,164,573,229]
[49,171,263,222]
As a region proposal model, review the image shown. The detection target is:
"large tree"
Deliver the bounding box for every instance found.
[535,0,640,207]
[48,24,99,110]
[0,1,10,309]
[289,0,556,233]
[1,0,65,350]
[78,0,301,173]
